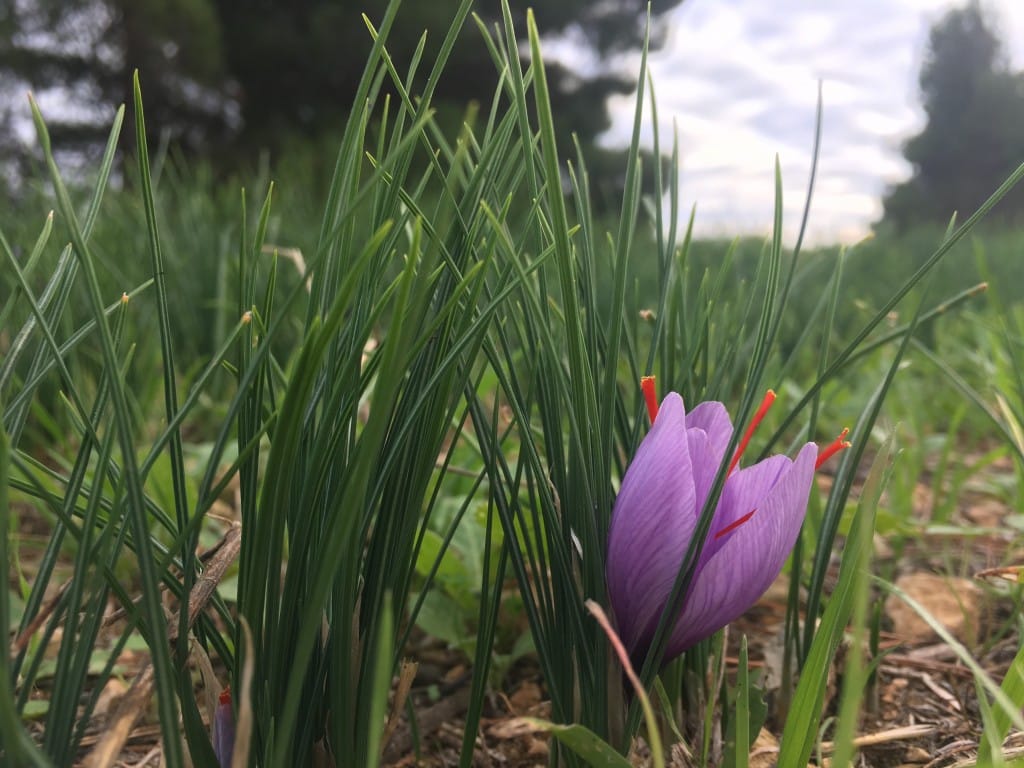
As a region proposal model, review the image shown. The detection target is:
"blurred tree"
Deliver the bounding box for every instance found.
[880,1,1024,230]
[0,0,232,177]
[0,0,682,188]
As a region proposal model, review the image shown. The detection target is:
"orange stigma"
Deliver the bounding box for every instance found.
[641,376,659,424]
[714,509,755,540]
[728,390,776,474]
[815,428,851,470]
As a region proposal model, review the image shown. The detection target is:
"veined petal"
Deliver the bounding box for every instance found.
[685,400,734,515]
[685,400,733,468]
[696,453,791,569]
[607,393,697,653]
[664,442,817,656]
[686,428,716,516]
[688,454,790,573]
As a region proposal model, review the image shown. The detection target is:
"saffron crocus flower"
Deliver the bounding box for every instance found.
[213,686,234,767]
[606,379,847,665]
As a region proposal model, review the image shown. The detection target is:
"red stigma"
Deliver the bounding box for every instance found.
[815,428,850,470]
[641,376,659,424]
[728,390,776,474]
[715,509,755,539]
[219,686,232,706]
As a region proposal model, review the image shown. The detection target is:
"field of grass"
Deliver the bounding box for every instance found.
[4,5,1024,768]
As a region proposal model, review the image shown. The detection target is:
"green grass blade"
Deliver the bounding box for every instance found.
[779,435,893,766]
[828,467,876,768]
[977,680,1008,768]
[130,85,201,747]
[0,213,54,372]
[600,6,650,495]
[802,252,945,658]
[881,581,1024,734]
[525,721,634,768]
[722,634,752,768]
[526,9,597,497]
[765,161,1024,455]
[0,407,53,766]
[28,93,184,767]
[132,71,190,533]
[364,594,394,768]
[913,338,1024,465]
[978,639,1024,762]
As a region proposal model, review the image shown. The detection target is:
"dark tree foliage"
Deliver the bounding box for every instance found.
[0,0,683,183]
[0,0,231,178]
[880,1,1024,231]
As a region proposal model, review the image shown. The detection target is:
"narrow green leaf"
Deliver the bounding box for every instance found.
[0,405,50,766]
[29,90,184,767]
[779,436,893,766]
[727,636,751,768]
[978,640,1024,762]
[828,433,880,768]
[881,581,1024,734]
[766,159,1024,455]
[977,679,1008,768]
[523,720,634,768]
[365,594,394,768]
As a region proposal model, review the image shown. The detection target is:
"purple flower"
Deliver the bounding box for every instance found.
[606,384,846,664]
[213,686,234,767]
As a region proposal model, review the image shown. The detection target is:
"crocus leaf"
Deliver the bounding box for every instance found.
[778,435,892,766]
[977,641,1024,763]
[521,719,633,768]
[724,635,766,768]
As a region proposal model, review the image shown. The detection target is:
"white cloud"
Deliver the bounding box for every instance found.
[597,0,1024,245]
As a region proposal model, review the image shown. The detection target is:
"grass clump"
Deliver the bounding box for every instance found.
[4,1,1024,766]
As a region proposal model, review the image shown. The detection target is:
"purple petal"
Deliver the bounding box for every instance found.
[607,393,697,653]
[685,400,733,468]
[698,454,791,568]
[686,427,716,515]
[213,688,235,767]
[664,442,817,656]
[684,400,734,513]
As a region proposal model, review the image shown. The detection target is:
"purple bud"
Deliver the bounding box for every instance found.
[213,686,234,767]
[606,392,818,665]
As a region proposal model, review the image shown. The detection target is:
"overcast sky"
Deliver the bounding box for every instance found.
[584,1,1024,245]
